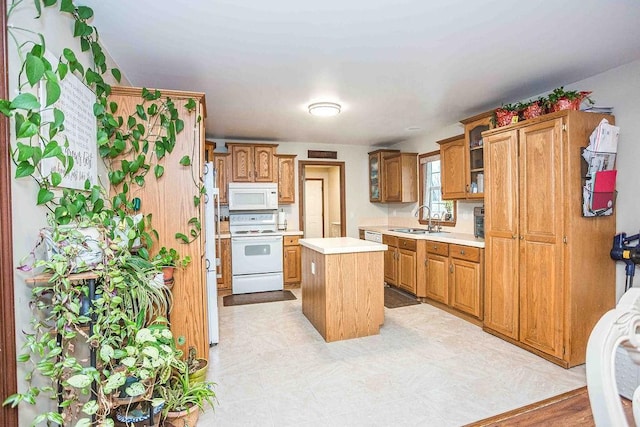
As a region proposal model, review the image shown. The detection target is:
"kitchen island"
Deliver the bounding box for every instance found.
[299,237,387,342]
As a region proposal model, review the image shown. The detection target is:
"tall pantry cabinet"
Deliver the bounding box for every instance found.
[108,87,209,359]
[483,110,616,368]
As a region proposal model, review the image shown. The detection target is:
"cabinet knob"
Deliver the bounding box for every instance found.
[449,264,454,273]
[433,245,438,250]
[512,235,517,239]
[520,235,524,240]
[460,250,465,255]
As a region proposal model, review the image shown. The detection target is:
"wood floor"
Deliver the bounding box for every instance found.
[465,387,633,426]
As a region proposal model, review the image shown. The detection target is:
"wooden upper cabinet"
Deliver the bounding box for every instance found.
[227,143,277,182]
[439,111,492,200]
[204,142,230,204]
[253,145,275,182]
[276,154,296,204]
[368,149,398,202]
[461,111,492,199]
[380,152,418,203]
[438,134,467,200]
[213,153,230,204]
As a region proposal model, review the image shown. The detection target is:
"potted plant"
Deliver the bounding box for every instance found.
[494,103,520,127]
[547,86,594,112]
[152,246,192,286]
[186,346,208,384]
[518,97,547,120]
[158,361,217,427]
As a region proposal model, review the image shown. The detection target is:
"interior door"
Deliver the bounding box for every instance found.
[304,179,324,238]
[518,119,564,358]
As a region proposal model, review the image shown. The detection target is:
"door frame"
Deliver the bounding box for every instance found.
[303,178,325,237]
[298,161,346,237]
[0,1,18,425]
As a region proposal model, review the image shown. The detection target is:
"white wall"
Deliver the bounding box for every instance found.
[8,3,125,423]
[564,60,640,300]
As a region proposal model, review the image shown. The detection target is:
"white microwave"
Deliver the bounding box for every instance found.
[228,182,278,211]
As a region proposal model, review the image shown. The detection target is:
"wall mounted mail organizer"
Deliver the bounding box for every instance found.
[582,118,620,217]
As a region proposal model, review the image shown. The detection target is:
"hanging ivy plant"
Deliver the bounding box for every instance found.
[2,0,208,425]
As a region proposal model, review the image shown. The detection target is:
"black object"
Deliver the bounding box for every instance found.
[474,206,485,239]
[611,232,640,291]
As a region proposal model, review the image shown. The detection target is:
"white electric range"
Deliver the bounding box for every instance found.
[229,211,284,294]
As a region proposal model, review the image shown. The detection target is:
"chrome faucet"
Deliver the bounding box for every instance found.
[414,204,433,231]
[432,213,442,232]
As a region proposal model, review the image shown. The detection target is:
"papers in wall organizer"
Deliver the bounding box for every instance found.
[582,118,619,217]
[586,118,619,154]
[591,170,617,211]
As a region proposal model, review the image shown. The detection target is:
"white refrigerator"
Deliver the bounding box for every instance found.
[204,162,220,345]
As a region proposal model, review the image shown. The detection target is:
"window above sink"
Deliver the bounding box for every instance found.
[418,150,457,227]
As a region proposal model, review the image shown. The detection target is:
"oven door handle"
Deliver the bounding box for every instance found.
[231,236,283,243]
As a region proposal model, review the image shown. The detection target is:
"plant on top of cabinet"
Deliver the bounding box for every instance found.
[494,103,520,127]
[547,86,594,112]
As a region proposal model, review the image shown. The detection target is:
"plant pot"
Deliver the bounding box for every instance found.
[550,91,592,112]
[164,406,200,427]
[495,109,519,127]
[522,103,545,120]
[188,358,208,384]
[163,266,175,288]
[115,400,163,427]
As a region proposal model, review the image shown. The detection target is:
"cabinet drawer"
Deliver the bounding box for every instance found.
[398,238,417,251]
[449,244,480,262]
[426,241,449,256]
[383,235,398,246]
[283,236,299,246]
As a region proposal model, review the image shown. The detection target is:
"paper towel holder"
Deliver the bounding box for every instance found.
[277,209,287,231]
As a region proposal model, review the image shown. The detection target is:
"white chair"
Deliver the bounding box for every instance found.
[586,287,640,426]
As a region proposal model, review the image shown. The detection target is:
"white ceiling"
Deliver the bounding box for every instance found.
[82,0,640,146]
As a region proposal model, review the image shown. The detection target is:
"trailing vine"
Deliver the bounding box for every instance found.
[3,0,203,244]
[2,1,207,425]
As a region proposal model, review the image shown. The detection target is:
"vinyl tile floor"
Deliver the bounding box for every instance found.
[199,288,586,426]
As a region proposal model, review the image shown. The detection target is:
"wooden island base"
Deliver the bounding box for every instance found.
[300,238,386,342]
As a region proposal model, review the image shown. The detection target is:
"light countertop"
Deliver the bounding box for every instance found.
[359,225,484,248]
[300,237,388,254]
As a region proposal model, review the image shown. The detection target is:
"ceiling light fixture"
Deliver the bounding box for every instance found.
[308,102,341,117]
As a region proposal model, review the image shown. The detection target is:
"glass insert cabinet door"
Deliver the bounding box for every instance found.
[369,154,380,201]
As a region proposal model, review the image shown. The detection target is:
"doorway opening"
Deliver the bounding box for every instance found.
[298,161,346,238]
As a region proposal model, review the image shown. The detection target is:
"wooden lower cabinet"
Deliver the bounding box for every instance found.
[383,235,398,285]
[283,235,301,285]
[449,244,483,319]
[397,238,417,295]
[424,241,483,321]
[217,238,232,291]
[425,241,449,304]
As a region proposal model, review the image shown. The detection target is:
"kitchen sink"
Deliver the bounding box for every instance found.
[390,228,449,235]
